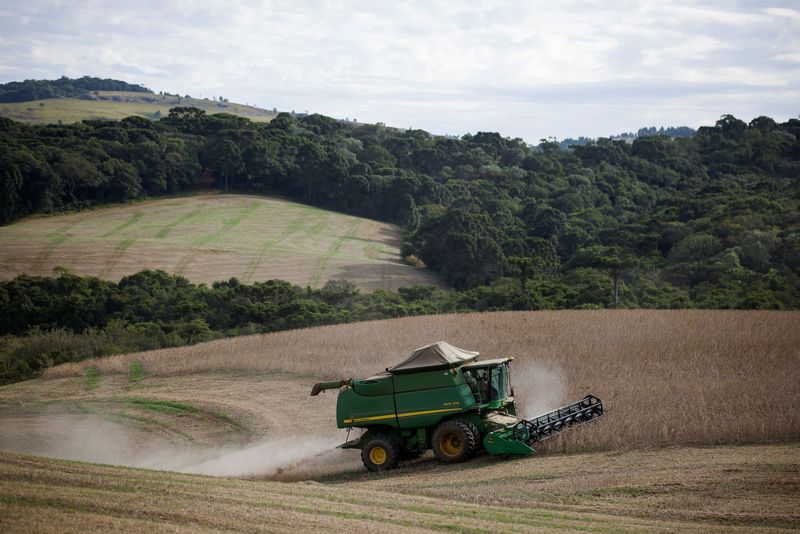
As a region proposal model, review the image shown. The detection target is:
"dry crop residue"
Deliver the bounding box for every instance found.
[46,309,800,450]
[1,309,798,531]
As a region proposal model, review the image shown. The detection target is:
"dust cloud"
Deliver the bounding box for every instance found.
[141,436,347,478]
[0,409,351,479]
[512,360,568,419]
[1,363,570,477]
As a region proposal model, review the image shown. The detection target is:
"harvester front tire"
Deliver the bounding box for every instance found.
[432,419,478,463]
[361,434,400,472]
[462,420,481,456]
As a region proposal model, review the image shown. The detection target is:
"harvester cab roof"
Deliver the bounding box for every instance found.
[311,341,603,472]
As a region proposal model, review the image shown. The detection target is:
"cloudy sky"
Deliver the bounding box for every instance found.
[1,1,798,141]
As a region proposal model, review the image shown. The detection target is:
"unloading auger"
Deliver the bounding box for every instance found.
[311,341,604,472]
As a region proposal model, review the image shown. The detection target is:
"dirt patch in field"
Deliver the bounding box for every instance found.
[0,372,359,478]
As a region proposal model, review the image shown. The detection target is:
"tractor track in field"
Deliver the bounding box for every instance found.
[309,218,362,287]
[99,211,143,239]
[98,238,137,278]
[192,202,259,246]
[242,212,308,283]
[175,202,260,276]
[0,194,442,288]
[155,205,206,239]
[29,221,79,272]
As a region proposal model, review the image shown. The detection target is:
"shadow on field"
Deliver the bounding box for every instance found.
[273,450,512,484]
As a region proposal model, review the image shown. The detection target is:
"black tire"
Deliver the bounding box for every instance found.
[432,419,479,463]
[462,419,482,455]
[361,433,400,472]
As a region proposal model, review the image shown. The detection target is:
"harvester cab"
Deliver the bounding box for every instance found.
[311,341,603,472]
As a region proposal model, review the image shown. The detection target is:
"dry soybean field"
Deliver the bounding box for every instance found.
[0,310,798,532]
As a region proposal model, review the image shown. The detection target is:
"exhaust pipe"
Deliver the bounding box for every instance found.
[310,379,350,396]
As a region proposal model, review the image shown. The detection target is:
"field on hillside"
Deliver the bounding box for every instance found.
[0,193,440,290]
[0,310,798,531]
[2,444,797,532]
[0,91,276,124]
[46,310,800,450]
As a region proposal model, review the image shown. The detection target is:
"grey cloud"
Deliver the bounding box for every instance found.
[0,0,798,141]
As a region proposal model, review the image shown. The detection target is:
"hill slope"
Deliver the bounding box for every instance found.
[2,444,797,532]
[0,310,797,531]
[0,193,440,290]
[0,90,275,124]
[0,76,150,102]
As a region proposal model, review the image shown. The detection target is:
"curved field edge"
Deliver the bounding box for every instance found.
[0,193,442,290]
[41,309,800,451]
[1,443,798,533]
[0,91,277,124]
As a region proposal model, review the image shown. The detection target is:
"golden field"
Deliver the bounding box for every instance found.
[46,310,800,449]
[0,310,798,532]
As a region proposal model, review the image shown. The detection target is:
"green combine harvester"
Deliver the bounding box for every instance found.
[311,341,604,471]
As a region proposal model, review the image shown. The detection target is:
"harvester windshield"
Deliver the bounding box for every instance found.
[463,361,511,404]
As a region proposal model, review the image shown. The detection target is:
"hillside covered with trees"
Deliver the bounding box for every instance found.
[2,108,798,309]
[0,76,151,103]
[2,105,799,383]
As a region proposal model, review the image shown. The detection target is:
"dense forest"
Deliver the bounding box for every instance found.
[0,271,460,384]
[1,105,799,382]
[0,76,151,103]
[2,108,798,302]
[559,125,696,149]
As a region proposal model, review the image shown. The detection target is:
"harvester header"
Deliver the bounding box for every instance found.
[311,341,604,472]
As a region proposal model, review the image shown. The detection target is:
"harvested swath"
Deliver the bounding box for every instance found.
[0,193,440,290]
[2,444,798,532]
[46,310,800,451]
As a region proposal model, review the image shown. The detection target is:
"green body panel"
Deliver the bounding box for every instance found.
[484,429,535,456]
[334,358,533,457]
[336,367,481,429]
[352,374,393,396]
[394,386,465,428]
[393,369,458,392]
[337,387,398,427]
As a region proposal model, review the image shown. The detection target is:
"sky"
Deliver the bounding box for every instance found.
[1,1,798,142]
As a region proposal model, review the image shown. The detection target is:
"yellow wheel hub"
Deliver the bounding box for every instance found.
[369,446,388,465]
[440,432,463,456]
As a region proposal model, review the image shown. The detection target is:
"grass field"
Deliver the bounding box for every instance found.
[0,193,441,290]
[0,91,276,124]
[1,310,798,531]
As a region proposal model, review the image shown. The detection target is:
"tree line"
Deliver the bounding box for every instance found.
[0,76,151,103]
[0,270,487,384]
[2,108,797,309]
[1,106,799,383]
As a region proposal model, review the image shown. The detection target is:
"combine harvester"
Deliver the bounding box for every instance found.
[312,341,604,471]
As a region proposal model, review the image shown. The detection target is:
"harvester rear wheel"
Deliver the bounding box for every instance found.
[432,419,478,463]
[361,434,400,472]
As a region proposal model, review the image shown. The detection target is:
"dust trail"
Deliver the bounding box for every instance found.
[0,410,349,479]
[143,437,345,477]
[512,360,567,419]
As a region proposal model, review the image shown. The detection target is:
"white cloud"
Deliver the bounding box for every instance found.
[0,0,798,140]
